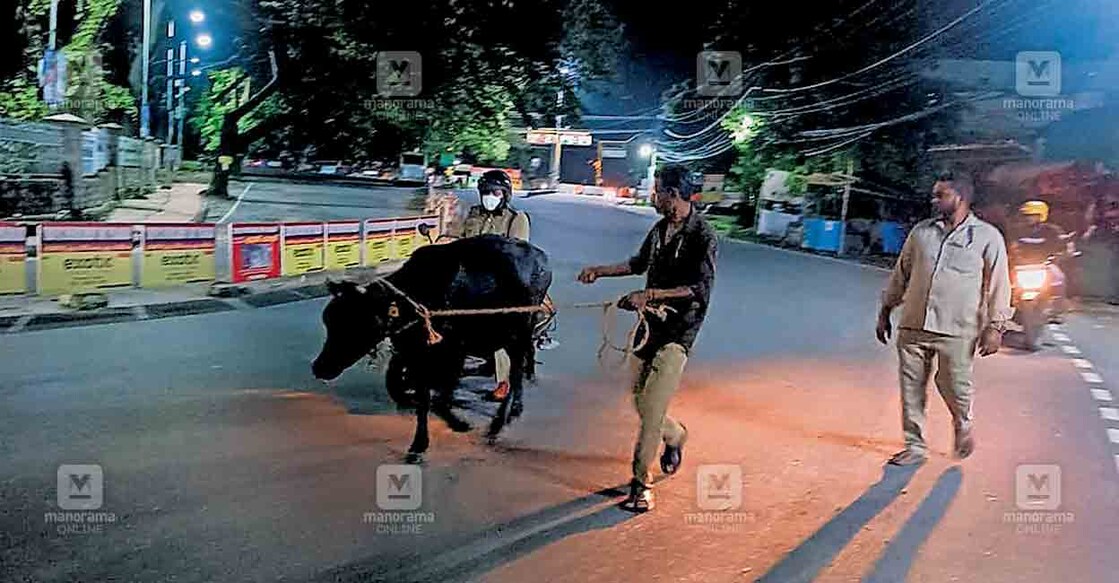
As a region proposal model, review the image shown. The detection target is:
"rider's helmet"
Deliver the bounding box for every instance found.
[1019,200,1050,223]
[478,170,513,212]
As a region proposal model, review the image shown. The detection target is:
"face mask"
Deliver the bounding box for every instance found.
[482,194,502,211]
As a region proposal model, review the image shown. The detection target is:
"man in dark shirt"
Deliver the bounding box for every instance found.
[578,165,718,512]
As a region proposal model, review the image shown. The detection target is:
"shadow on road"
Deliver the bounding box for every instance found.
[314,484,632,583]
[755,464,919,583]
[863,466,963,583]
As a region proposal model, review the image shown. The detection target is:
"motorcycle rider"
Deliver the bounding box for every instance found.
[1014,201,1067,262]
[451,170,538,403]
[1012,200,1068,317]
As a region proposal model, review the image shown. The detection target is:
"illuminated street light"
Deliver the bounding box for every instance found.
[189,10,206,24]
[191,69,202,77]
[639,144,655,158]
[196,33,213,48]
[190,57,200,64]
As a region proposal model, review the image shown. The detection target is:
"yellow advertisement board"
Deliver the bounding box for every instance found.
[394,218,418,260]
[326,222,362,270]
[38,224,134,295]
[0,223,25,294]
[140,224,216,287]
[282,223,325,276]
[363,219,396,266]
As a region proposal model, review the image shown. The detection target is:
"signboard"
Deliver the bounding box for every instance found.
[602,148,627,159]
[326,221,363,270]
[282,223,326,276]
[38,223,133,295]
[141,224,216,287]
[525,129,593,146]
[229,223,281,283]
[0,223,26,294]
[363,219,396,266]
[394,218,418,259]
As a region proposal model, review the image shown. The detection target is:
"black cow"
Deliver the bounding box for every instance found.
[312,235,553,463]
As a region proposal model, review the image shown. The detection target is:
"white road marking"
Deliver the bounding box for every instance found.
[1047,323,1063,332]
[1051,332,1071,343]
[1100,408,1119,422]
[217,183,253,224]
[1060,344,1082,355]
[1108,429,1119,444]
[1072,358,1094,370]
[1091,388,1114,402]
[1082,371,1105,384]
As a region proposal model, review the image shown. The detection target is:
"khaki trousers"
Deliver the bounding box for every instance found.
[631,343,688,487]
[494,349,511,386]
[896,328,977,454]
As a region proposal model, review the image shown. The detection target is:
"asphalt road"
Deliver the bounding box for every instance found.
[205,179,424,224]
[2,186,1117,582]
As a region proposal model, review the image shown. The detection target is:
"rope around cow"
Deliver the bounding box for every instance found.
[370,278,674,364]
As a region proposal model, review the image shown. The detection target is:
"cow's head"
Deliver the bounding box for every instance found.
[311,280,396,381]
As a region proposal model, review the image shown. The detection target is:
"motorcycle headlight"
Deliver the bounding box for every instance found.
[1016,267,1047,290]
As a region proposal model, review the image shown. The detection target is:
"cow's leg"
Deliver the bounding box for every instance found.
[406,363,430,464]
[431,351,471,433]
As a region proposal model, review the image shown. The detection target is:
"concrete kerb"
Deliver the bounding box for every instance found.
[0,262,404,334]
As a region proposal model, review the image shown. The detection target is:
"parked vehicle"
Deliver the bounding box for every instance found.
[397,152,428,184]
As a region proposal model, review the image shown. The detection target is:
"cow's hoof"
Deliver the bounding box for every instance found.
[405,452,425,465]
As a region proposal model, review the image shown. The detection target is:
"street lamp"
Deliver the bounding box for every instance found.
[189,10,206,24]
[196,34,213,48]
[190,57,200,64]
[638,144,655,158]
[191,69,202,77]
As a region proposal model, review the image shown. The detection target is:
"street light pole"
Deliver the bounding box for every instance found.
[549,88,564,188]
[48,0,59,49]
[141,0,152,138]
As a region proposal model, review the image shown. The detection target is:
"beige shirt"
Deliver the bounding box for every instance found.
[882,213,1013,337]
[456,206,530,241]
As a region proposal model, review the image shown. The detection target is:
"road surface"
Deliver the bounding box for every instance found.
[1,184,1117,582]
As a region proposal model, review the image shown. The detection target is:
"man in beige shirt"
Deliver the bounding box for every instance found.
[876,171,1013,466]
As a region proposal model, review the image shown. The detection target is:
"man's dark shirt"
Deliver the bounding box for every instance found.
[628,205,718,359]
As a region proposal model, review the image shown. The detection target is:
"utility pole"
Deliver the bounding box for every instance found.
[176,41,188,149]
[837,157,854,255]
[49,0,60,49]
[549,88,564,187]
[141,0,152,137]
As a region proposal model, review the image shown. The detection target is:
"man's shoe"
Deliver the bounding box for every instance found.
[955,428,975,459]
[660,424,687,475]
[887,449,928,466]
[619,480,654,513]
[485,381,510,402]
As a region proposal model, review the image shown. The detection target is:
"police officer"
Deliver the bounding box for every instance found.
[453,170,531,402]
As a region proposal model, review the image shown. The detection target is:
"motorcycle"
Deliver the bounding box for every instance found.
[1010,258,1066,351]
